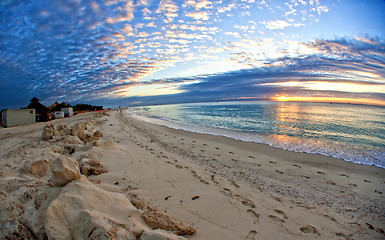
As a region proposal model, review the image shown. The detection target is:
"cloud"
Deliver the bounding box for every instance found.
[186,11,210,20]
[118,37,385,106]
[218,3,235,13]
[0,0,384,109]
[156,0,179,23]
[184,0,212,10]
[263,20,291,30]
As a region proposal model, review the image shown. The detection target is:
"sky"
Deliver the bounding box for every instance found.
[0,0,385,109]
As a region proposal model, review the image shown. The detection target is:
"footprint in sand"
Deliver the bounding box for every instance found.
[220,188,232,197]
[274,209,288,220]
[272,196,282,202]
[269,161,277,164]
[292,164,301,168]
[245,230,257,240]
[339,173,349,178]
[349,183,357,187]
[327,181,337,185]
[241,199,256,208]
[335,232,349,240]
[247,209,260,222]
[317,171,325,175]
[275,170,284,175]
[364,179,371,183]
[268,215,285,223]
[203,143,207,146]
[248,156,255,159]
[229,152,234,154]
[230,179,240,188]
[322,214,337,222]
[215,147,220,150]
[299,225,320,236]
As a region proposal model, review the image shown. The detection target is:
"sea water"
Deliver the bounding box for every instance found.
[128,101,385,168]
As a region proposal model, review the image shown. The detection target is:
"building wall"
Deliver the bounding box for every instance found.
[61,107,73,117]
[1,109,36,127]
[55,111,64,118]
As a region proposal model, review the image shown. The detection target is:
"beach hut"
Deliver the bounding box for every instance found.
[27,97,50,122]
[1,109,36,127]
[61,107,73,117]
[54,111,65,119]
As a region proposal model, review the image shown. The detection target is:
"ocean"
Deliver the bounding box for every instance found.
[128,101,385,168]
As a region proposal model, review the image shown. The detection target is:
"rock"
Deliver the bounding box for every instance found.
[45,178,144,240]
[2,220,37,240]
[93,130,103,139]
[52,146,63,153]
[42,124,57,140]
[93,139,116,149]
[57,124,69,135]
[140,229,187,240]
[50,155,81,187]
[63,145,75,155]
[84,133,95,143]
[71,122,86,141]
[64,135,83,145]
[142,210,196,236]
[30,160,50,178]
[130,198,144,210]
[23,206,48,240]
[79,158,105,176]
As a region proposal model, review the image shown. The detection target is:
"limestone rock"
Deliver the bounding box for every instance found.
[45,178,145,240]
[142,210,196,236]
[50,155,81,187]
[93,130,103,139]
[30,160,50,178]
[57,124,69,135]
[130,198,144,210]
[64,135,83,145]
[79,158,105,176]
[2,220,37,240]
[84,133,95,143]
[140,229,187,240]
[42,124,57,140]
[71,122,86,141]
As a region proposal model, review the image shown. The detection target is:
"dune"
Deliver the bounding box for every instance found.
[0,110,384,239]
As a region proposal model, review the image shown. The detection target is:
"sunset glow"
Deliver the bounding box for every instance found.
[271,96,385,107]
[0,0,384,108]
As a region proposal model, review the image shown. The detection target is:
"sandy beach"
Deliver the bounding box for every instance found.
[0,110,384,240]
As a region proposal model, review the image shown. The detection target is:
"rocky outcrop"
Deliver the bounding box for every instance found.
[142,210,196,235]
[50,156,81,187]
[79,158,105,176]
[42,124,57,140]
[70,122,86,141]
[45,178,145,240]
[30,160,50,178]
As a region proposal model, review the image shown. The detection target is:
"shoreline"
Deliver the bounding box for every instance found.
[129,108,385,170]
[132,111,385,170]
[0,111,384,239]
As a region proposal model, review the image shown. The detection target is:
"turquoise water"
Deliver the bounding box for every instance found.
[129,101,385,168]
